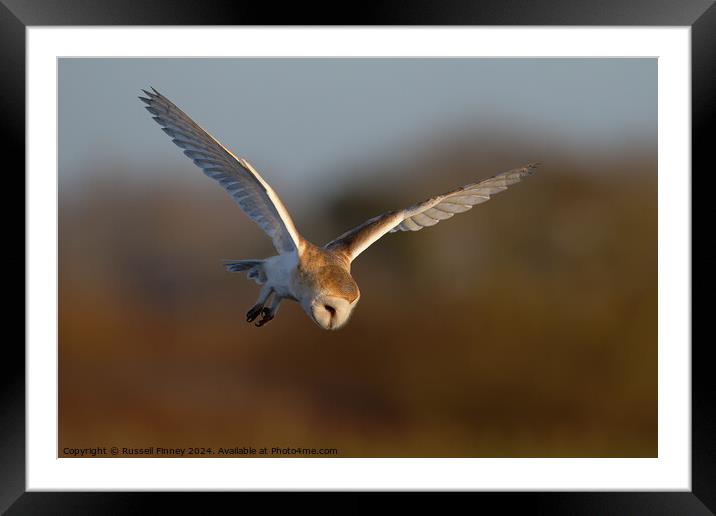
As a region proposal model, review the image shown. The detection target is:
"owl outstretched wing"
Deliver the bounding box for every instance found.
[325,163,538,261]
[140,87,303,255]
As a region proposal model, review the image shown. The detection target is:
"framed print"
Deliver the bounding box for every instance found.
[5,0,713,511]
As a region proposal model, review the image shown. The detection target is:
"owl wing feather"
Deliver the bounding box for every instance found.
[140,88,303,255]
[325,163,538,261]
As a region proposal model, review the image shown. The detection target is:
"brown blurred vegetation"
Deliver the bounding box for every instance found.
[59,141,657,457]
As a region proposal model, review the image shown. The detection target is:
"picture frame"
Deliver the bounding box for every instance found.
[4,0,712,510]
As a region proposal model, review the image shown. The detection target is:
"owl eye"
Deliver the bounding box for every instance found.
[324,305,336,317]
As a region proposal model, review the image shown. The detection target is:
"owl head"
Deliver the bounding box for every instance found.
[305,266,360,330]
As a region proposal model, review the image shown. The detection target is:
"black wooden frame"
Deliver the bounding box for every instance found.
[3,0,713,512]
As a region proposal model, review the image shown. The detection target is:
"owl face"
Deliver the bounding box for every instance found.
[308,295,359,330]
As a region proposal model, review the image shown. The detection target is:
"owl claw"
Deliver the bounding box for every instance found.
[255,307,273,327]
[246,304,264,323]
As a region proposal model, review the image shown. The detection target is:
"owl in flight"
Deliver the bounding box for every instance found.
[140,88,538,330]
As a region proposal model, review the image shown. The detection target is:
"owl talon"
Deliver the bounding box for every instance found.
[246,304,264,323]
[255,307,273,327]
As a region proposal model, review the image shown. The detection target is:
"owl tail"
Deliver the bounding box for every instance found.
[223,259,266,284]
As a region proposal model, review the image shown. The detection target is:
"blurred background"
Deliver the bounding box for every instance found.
[59,58,656,457]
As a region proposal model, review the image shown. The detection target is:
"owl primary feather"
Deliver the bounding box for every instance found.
[140,87,538,330]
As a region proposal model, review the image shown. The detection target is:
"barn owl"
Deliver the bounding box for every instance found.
[140,88,538,330]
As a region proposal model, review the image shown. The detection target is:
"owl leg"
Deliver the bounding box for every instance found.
[246,286,272,323]
[255,295,282,327]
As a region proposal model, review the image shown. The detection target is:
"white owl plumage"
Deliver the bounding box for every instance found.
[140,87,538,330]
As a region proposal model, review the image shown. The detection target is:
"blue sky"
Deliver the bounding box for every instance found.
[59,58,656,198]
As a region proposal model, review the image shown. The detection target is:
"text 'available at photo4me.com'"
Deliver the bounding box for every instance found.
[62,446,340,457]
